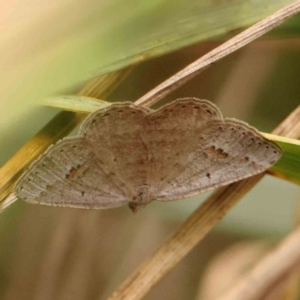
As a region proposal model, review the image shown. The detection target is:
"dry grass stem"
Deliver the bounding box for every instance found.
[216,225,300,300]
[135,1,300,108]
[272,106,300,138]
[274,194,300,300]
[0,68,132,211]
[106,105,300,300]
[195,242,270,300]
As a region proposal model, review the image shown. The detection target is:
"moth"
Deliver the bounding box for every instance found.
[15,98,282,212]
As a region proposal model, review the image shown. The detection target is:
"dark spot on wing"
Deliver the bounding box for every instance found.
[242,157,249,163]
[207,146,229,159]
[65,165,82,179]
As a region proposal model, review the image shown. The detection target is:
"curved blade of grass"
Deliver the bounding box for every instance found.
[1,0,298,161]
[96,1,300,75]
[264,133,300,184]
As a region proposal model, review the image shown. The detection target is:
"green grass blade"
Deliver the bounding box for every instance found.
[263,133,300,184]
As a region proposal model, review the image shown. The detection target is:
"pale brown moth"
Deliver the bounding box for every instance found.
[14,98,282,212]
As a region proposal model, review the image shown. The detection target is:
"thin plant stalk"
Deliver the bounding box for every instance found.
[135,1,300,108]
[216,224,300,300]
